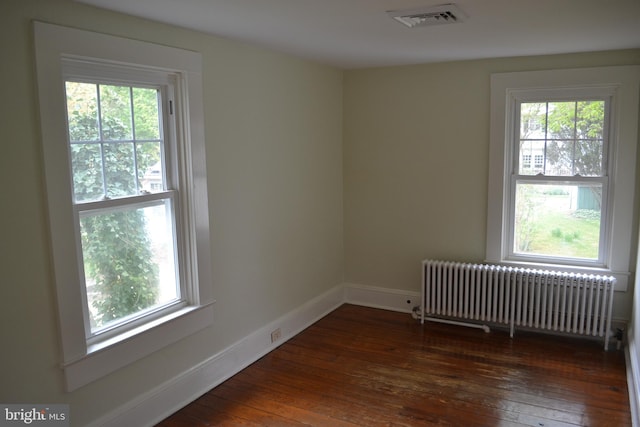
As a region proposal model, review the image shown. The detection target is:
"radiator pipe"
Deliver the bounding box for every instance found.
[413,307,491,333]
[423,316,491,333]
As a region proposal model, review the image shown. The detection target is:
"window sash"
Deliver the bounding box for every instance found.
[507,175,609,267]
[73,171,184,343]
[513,98,610,179]
[63,65,187,344]
[504,95,611,267]
[65,78,170,203]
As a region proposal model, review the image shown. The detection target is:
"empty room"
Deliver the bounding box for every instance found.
[1,0,640,425]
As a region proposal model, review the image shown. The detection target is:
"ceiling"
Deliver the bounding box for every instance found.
[77,0,640,69]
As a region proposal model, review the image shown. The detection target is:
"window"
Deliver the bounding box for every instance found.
[35,22,214,390]
[65,74,183,341]
[513,99,607,263]
[487,66,639,291]
[533,154,544,171]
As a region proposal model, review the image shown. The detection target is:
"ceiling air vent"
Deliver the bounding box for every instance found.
[388,4,467,28]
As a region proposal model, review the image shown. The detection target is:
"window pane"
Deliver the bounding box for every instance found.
[103,142,136,197]
[138,142,163,193]
[547,101,577,140]
[545,140,573,175]
[66,82,99,141]
[71,143,104,202]
[519,140,545,174]
[575,140,603,176]
[520,103,546,139]
[100,85,133,141]
[514,183,601,260]
[80,201,179,333]
[576,100,604,140]
[133,87,160,140]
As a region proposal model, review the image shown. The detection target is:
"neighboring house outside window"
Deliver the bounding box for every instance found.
[533,154,544,172]
[34,22,214,391]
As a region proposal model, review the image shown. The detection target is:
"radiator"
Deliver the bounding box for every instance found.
[420,260,616,349]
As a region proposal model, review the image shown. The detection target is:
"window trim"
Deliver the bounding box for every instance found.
[487,66,640,292]
[34,22,214,391]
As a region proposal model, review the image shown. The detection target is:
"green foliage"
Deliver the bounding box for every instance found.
[81,211,159,326]
[546,101,604,176]
[573,208,601,221]
[524,206,600,259]
[547,101,604,140]
[514,184,537,252]
[66,81,162,329]
[543,187,569,196]
[550,228,581,243]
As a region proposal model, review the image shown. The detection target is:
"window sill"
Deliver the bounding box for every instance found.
[62,302,215,391]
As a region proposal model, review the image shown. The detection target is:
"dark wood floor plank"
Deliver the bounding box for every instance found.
[267,346,599,427]
[274,344,586,425]
[299,310,629,407]
[158,304,631,426]
[198,393,305,426]
[288,324,628,416]
[210,380,364,427]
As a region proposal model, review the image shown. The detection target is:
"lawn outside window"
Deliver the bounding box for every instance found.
[487,66,639,291]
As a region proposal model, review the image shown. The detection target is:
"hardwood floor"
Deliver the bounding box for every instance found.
[157,304,631,426]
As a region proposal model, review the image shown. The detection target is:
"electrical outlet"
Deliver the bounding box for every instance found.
[270,328,282,343]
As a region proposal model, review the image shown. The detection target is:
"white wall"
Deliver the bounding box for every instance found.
[0,0,343,425]
[343,51,640,322]
[628,231,640,425]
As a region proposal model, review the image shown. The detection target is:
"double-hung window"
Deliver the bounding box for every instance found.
[35,22,214,391]
[487,66,640,291]
[64,66,182,342]
[512,97,609,265]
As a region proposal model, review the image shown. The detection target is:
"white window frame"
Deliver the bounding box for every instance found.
[487,66,640,292]
[509,90,612,267]
[34,22,214,391]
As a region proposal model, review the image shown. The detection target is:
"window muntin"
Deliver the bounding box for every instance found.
[65,78,181,339]
[510,98,608,265]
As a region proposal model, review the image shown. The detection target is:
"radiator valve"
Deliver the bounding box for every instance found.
[615,328,624,350]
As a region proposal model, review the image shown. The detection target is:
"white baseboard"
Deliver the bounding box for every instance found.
[344,282,420,313]
[626,328,640,427]
[89,284,345,427]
